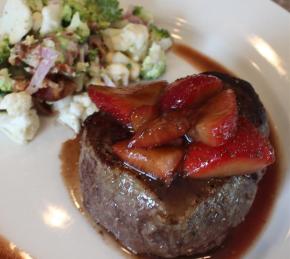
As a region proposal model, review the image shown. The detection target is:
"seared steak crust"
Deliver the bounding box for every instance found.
[79,73,267,258]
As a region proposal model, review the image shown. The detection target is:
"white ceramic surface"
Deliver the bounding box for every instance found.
[0,0,289,258]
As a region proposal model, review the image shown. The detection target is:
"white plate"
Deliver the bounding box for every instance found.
[0,0,289,258]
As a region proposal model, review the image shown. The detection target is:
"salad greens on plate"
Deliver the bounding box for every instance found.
[0,0,172,144]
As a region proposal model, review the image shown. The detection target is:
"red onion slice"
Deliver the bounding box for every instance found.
[26,47,59,95]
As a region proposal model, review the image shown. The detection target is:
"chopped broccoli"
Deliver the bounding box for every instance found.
[76,62,89,73]
[149,25,173,51]
[150,24,170,42]
[62,4,73,24]
[88,49,99,61]
[132,6,153,24]
[63,0,88,19]
[56,32,70,50]
[132,6,142,15]
[94,0,123,27]
[141,42,166,80]
[26,0,48,11]
[0,69,14,94]
[0,37,11,65]
[63,0,122,28]
[67,12,90,43]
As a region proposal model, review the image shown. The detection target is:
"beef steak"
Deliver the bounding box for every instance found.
[79,72,268,258]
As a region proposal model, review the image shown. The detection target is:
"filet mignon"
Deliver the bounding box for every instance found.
[79,72,268,258]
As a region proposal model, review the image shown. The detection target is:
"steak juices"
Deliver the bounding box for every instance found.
[78,72,275,258]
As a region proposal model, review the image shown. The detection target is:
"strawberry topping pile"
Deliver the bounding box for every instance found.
[88,74,275,185]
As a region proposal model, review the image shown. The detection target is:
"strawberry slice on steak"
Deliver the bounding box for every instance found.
[183,118,275,178]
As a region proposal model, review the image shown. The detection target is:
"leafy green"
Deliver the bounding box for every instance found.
[0,37,11,65]
[150,24,170,42]
[64,0,122,28]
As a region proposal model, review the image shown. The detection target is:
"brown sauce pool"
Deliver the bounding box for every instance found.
[60,43,282,259]
[172,44,233,75]
[0,235,33,259]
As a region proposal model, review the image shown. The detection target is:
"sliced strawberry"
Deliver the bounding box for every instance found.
[131,105,159,131]
[184,118,275,178]
[88,81,167,125]
[161,74,223,111]
[128,110,191,148]
[193,89,238,146]
[113,140,183,184]
[88,86,135,124]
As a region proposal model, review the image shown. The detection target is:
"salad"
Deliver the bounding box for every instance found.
[0,0,173,144]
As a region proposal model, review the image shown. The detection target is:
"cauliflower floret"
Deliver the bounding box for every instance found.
[76,62,89,73]
[73,94,92,108]
[141,42,166,80]
[58,111,80,133]
[89,62,101,78]
[87,77,105,87]
[106,64,130,86]
[100,70,116,87]
[0,110,39,144]
[158,37,173,51]
[106,51,130,64]
[69,102,85,117]
[129,62,141,81]
[149,25,173,51]
[52,96,72,110]
[123,24,149,61]
[22,35,37,46]
[101,28,120,48]
[53,93,98,133]
[0,0,33,44]
[40,2,63,35]
[102,23,149,61]
[26,0,45,11]
[105,52,140,82]
[0,92,39,144]
[82,105,97,122]
[0,92,32,116]
[32,12,42,31]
